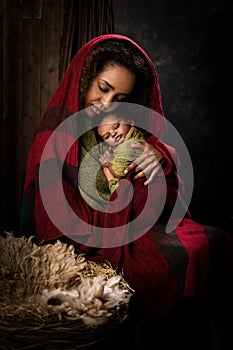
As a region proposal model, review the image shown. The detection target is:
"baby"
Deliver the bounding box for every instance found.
[97,112,145,194]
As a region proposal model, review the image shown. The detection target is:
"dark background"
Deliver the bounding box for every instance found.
[113,0,233,232]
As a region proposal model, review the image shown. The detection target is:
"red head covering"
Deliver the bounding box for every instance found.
[40,34,167,134]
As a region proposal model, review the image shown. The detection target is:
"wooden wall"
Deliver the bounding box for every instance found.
[0,0,64,232]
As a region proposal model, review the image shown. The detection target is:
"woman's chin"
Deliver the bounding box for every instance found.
[85,107,96,118]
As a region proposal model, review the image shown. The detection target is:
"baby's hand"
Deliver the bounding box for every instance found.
[99,147,114,166]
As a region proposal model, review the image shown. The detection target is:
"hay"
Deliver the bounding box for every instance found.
[0,233,133,349]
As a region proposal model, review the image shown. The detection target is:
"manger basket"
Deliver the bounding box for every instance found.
[0,233,133,349]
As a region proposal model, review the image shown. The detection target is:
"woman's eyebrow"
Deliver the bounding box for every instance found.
[102,79,114,90]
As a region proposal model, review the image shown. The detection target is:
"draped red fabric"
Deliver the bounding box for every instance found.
[20,34,233,329]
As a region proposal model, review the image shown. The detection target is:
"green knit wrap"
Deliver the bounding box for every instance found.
[108,126,145,193]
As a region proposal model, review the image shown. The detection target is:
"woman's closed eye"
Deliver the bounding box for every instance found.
[98,84,127,102]
[98,84,108,92]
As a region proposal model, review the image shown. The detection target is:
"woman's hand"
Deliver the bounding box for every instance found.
[124,142,164,185]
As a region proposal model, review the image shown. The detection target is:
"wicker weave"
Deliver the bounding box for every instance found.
[0,314,131,349]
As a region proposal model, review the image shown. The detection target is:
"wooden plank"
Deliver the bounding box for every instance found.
[22,19,42,171]
[1,0,22,232]
[41,0,64,114]
[23,0,42,19]
[0,2,4,129]
[59,0,73,80]
[16,2,23,228]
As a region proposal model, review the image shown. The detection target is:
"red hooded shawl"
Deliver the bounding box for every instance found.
[20,34,233,327]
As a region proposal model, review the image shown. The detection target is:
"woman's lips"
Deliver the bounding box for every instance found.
[91,105,102,115]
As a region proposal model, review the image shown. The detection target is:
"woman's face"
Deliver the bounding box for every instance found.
[85,64,135,118]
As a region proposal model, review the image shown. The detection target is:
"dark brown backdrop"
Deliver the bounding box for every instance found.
[113,0,233,232]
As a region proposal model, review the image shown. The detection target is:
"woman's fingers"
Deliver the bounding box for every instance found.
[142,164,161,185]
[125,144,158,173]
[134,152,157,172]
[124,141,164,184]
[133,159,158,178]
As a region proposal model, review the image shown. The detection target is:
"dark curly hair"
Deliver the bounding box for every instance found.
[79,39,153,109]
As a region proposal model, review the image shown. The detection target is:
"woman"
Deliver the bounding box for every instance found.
[20,34,233,348]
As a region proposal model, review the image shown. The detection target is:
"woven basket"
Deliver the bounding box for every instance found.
[0,233,133,349]
[0,312,131,350]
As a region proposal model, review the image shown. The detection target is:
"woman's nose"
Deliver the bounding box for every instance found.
[100,94,112,110]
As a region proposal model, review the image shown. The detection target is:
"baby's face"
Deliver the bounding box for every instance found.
[97,115,131,147]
